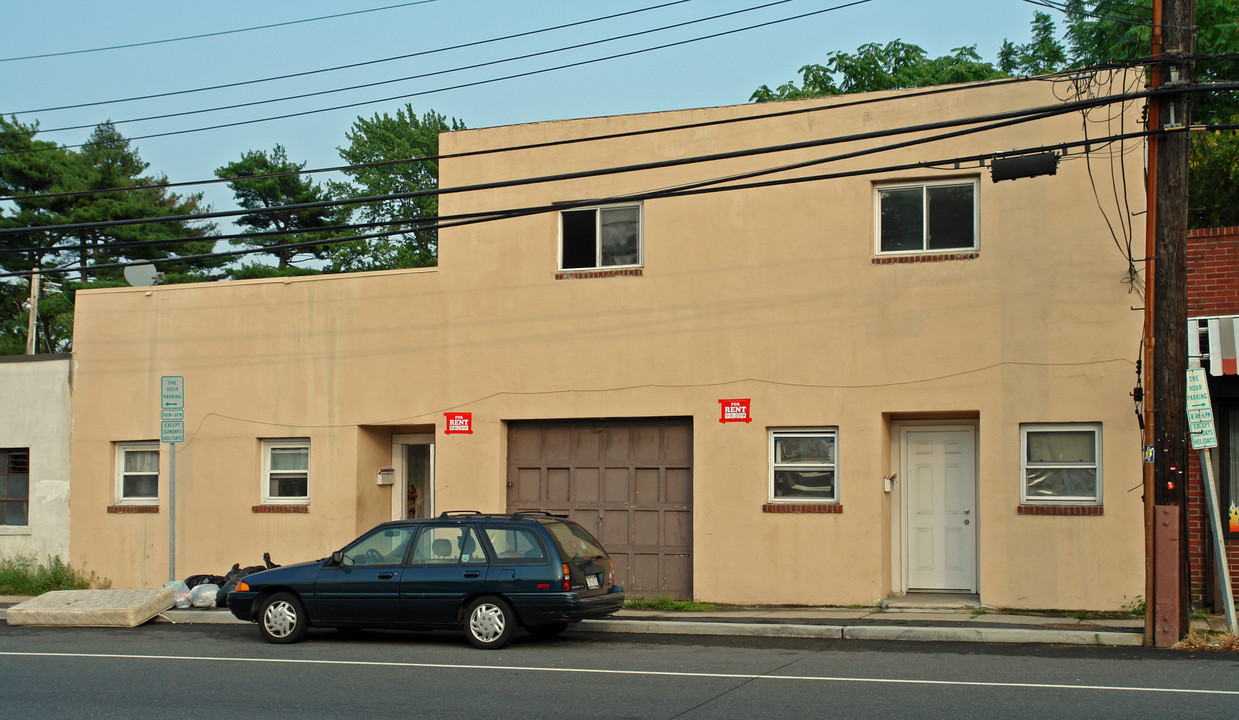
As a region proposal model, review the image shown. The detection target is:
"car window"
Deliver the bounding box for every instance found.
[411,525,489,565]
[483,526,549,563]
[543,521,608,561]
[342,526,417,566]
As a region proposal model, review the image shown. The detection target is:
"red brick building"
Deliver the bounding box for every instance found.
[1186,226,1239,608]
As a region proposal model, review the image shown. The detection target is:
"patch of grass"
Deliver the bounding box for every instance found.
[0,555,111,595]
[624,595,717,612]
[1074,610,1093,621]
[971,608,988,618]
[1122,596,1146,617]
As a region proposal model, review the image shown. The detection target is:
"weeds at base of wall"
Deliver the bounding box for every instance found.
[1174,631,1239,652]
[625,595,718,612]
[0,555,112,595]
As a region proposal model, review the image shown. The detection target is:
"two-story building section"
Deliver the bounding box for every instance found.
[68,73,1147,610]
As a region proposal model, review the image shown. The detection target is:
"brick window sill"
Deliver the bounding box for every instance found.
[763,503,843,514]
[252,504,309,513]
[1017,504,1103,516]
[872,251,978,265]
[108,505,159,514]
[556,268,643,280]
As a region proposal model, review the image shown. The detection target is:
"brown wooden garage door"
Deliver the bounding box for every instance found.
[507,418,693,599]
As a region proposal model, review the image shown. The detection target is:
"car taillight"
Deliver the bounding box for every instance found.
[235,581,250,592]
[562,563,571,592]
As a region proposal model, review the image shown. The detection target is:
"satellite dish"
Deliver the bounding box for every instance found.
[124,263,165,287]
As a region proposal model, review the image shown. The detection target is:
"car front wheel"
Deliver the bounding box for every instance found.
[259,592,309,644]
[464,596,516,649]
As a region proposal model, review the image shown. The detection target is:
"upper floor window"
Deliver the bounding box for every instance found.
[1,448,29,526]
[1021,423,1102,504]
[263,438,310,504]
[875,179,977,254]
[769,428,838,503]
[115,442,159,506]
[560,203,642,270]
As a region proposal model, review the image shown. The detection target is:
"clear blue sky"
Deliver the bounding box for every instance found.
[2,0,1045,220]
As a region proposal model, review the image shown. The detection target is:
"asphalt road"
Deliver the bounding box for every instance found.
[2,623,1237,719]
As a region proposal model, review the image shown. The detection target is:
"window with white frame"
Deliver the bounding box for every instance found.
[115,442,159,505]
[560,203,642,270]
[1021,424,1102,504]
[769,429,838,502]
[875,179,978,254]
[1,448,29,525]
[262,439,310,504]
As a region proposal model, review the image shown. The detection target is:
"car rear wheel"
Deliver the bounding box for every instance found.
[259,592,309,644]
[526,622,568,638]
[464,596,516,649]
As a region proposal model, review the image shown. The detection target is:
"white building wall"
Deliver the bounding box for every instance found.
[0,355,71,561]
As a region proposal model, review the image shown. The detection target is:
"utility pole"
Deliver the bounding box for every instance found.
[1147,0,1195,648]
[24,271,40,355]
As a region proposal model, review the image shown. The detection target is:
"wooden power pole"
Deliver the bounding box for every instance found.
[1148,0,1195,648]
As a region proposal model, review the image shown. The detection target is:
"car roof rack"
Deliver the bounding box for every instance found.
[511,510,569,519]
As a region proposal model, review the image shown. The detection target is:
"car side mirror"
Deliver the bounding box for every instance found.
[331,550,353,567]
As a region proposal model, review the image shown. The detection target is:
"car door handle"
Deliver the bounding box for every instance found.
[463,571,481,578]
[378,572,397,579]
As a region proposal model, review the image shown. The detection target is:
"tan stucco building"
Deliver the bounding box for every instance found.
[69,76,1147,610]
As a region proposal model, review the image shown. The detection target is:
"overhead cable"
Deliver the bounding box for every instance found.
[1,82,1170,238]
[0,122,1174,281]
[0,1,445,63]
[7,0,696,115]
[9,0,878,147]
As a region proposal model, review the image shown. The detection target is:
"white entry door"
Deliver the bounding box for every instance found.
[903,427,977,592]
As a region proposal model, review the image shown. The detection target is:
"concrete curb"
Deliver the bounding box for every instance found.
[0,605,1148,646]
[580,619,1143,646]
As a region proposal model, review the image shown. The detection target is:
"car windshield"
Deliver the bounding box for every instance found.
[543,521,607,561]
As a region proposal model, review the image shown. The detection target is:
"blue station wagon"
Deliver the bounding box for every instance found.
[227,511,625,649]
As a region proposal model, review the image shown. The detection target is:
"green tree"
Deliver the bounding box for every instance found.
[750,3,1239,227]
[330,106,465,271]
[750,41,1006,102]
[215,145,345,270]
[1,118,218,354]
[1059,0,1238,226]
[998,12,1067,75]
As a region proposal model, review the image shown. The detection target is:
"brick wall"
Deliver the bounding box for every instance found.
[1186,226,1239,607]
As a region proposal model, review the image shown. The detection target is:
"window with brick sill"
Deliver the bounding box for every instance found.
[875,179,978,257]
[262,438,310,506]
[559,203,642,272]
[115,441,159,507]
[1019,423,1103,511]
[767,428,839,512]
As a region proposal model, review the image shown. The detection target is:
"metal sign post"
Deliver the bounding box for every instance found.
[1186,368,1237,633]
[161,376,185,583]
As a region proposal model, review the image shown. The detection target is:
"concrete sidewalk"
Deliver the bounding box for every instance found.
[3,593,1188,646]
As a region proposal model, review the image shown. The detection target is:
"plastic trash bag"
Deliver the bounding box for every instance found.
[188,583,219,608]
[163,580,191,609]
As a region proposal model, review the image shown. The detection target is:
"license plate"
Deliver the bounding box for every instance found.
[586,574,600,589]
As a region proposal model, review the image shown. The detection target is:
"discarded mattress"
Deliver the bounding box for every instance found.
[5,588,175,627]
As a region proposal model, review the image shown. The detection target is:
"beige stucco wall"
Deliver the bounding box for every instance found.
[1,355,72,562]
[70,77,1146,609]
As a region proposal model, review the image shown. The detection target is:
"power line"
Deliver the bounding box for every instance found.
[3,82,1161,238]
[26,0,817,135]
[5,63,1158,201]
[0,1,445,63]
[6,0,698,115]
[8,0,878,148]
[0,121,1177,281]
[2,84,1180,262]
